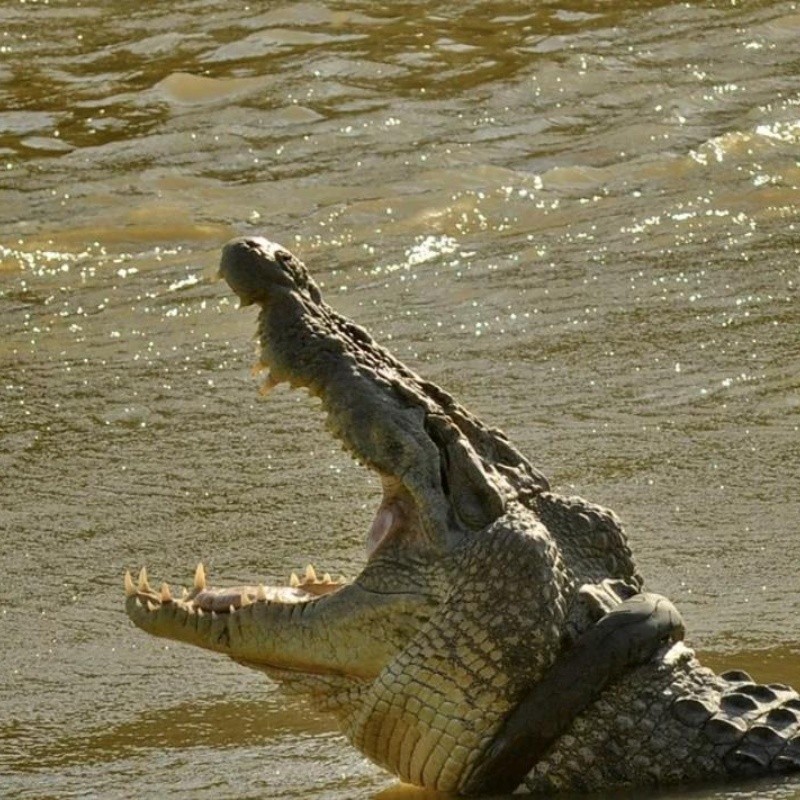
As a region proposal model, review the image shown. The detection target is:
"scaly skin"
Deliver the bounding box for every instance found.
[125,237,800,794]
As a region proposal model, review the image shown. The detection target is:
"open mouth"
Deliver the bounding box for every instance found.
[124,237,446,674]
[124,236,548,680]
[125,468,417,623]
[123,367,420,642]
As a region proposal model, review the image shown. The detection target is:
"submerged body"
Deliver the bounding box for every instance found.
[126,238,800,794]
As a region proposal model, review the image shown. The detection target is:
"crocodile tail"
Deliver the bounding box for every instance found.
[673,670,800,775]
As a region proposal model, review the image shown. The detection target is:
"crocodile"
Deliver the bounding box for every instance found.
[125,236,800,795]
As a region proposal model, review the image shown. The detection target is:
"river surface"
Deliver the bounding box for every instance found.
[1,1,799,798]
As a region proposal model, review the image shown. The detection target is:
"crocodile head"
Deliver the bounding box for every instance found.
[125,237,636,792]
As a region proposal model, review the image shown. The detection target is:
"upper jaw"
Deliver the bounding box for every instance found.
[217,236,525,553]
[219,236,463,551]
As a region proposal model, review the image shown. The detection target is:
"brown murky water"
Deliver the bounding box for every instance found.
[1,1,799,798]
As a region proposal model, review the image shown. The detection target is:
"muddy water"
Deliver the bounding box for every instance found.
[1,1,799,798]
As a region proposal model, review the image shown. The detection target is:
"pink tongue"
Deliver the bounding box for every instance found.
[366,505,397,557]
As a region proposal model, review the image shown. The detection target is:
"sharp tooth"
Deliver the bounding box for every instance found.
[229,605,237,614]
[138,567,151,593]
[323,572,332,584]
[194,563,206,591]
[160,583,173,603]
[124,571,136,597]
[257,584,268,601]
[289,572,300,588]
[337,575,347,584]
[305,564,317,583]
[146,599,158,612]
[181,586,189,600]
[240,592,253,607]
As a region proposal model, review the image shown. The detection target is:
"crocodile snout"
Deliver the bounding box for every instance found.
[219,236,294,305]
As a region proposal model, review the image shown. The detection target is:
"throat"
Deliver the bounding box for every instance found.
[365,479,429,559]
[366,497,404,557]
